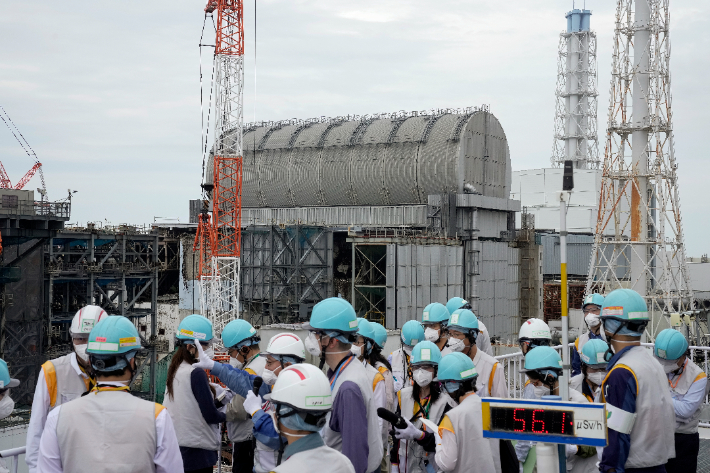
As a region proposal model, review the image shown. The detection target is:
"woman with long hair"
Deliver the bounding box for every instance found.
[390,341,455,473]
[163,315,226,473]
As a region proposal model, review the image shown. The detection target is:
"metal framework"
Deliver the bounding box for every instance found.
[586,0,695,340]
[351,244,387,325]
[551,9,600,169]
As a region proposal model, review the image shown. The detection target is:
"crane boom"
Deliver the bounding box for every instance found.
[14,162,42,190]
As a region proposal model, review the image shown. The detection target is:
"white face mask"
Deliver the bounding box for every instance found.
[586,371,606,386]
[203,347,215,359]
[403,345,413,356]
[424,327,440,342]
[533,385,551,399]
[305,332,322,357]
[447,338,465,353]
[0,394,14,419]
[659,359,681,374]
[350,344,362,358]
[412,368,433,387]
[585,313,601,328]
[74,344,90,363]
[229,357,244,370]
[262,368,279,386]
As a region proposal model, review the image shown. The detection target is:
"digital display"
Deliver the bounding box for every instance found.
[490,407,574,436]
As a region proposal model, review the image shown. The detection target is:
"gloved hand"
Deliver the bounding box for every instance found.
[565,444,579,458]
[192,339,215,370]
[577,445,597,458]
[211,383,226,401]
[222,389,235,404]
[391,464,400,473]
[243,390,263,416]
[394,418,424,440]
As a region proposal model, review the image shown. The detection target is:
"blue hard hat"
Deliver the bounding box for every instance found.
[422,303,450,325]
[655,329,688,361]
[580,339,611,367]
[446,297,470,314]
[411,341,442,366]
[0,359,19,389]
[370,322,388,349]
[447,309,479,333]
[87,316,142,355]
[176,314,214,342]
[522,346,563,373]
[222,319,259,349]
[582,293,605,309]
[356,318,377,342]
[601,289,648,322]
[306,297,358,334]
[401,320,425,346]
[437,352,478,381]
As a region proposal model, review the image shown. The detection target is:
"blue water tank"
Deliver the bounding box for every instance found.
[566,9,591,33]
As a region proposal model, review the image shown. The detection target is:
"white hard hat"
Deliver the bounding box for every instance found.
[518,318,551,341]
[269,363,332,412]
[70,306,109,337]
[263,333,306,361]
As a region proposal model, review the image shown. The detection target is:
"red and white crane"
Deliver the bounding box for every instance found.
[0,106,46,196]
[194,0,244,342]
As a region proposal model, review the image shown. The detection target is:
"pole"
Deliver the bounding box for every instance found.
[560,191,569,401]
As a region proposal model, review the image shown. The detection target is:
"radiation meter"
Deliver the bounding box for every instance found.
[481,398,607,447]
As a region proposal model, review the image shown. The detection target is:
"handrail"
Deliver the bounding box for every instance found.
[0,446,25,473]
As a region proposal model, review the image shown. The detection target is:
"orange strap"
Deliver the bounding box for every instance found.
[488,363,498,396]
[438,415,454,438]
[373,372,385,392]
[155,403,165,419]
[42,361,58,408]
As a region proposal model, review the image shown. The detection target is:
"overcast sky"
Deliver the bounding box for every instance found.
[0,1,708,255]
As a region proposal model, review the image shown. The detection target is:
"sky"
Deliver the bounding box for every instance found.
[0,1,708,255]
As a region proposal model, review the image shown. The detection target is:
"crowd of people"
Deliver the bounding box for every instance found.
[10,288,707,472]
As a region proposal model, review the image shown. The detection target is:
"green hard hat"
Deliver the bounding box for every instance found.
[222,319,259,349]
[176,314,214,342]
[437,352,478,381]
[87,316,142,355]
[306,297,358,334]
[447,309,479,333]
[580,339,611,367]
[654,329,688,361]
[411,340,442,366]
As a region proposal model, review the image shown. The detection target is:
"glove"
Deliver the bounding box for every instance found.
[243,390,263,416]
[565,444,578,458]
[192,339,215,370]
[394,418,424,441]
[222,389,235,404]
[391,464,400,473]
[211,383,226,401]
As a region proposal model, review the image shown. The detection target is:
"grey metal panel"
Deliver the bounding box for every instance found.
[541,233,594,276]
[396,245,414,324]
[321,121,360,205]
[386,244,397,328]
[351,144,383,206]
[241,205,428,227]
[418,114,461,198]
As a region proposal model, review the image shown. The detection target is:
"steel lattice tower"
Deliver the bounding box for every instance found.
[195,0,244,344]
[586,0,695,340]
[551,9,600,169]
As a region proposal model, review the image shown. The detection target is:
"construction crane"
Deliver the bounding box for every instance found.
[194,0,244,346]
[0,106,47,196]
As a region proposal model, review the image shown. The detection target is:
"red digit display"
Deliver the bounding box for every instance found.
[532,409,546,433]
[491,407,574,436]
[513,409,525,432]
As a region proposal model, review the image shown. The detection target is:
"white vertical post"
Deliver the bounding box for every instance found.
[560,191,570,401]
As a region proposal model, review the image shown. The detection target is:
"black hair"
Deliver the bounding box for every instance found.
[412,375,442,416]
[368,345,392,372]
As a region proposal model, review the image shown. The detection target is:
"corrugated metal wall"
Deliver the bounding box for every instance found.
[385,244,463,328]
[241,205,428,227]
[540,233,593,277]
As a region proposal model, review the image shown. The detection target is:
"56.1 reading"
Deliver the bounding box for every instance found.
[490,407,575,436]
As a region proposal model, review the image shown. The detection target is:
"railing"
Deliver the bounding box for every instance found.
[494,342,710,427]
[0,200,70,219]
[0,446,25,473]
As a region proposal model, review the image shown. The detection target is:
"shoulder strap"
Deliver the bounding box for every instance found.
[154,403,166,419]
[438,414,454,438]
[373,372,385,391]
[42,360,58,408]
[574,337,580,351]
[488,362,498,396]
[245,367,257,375]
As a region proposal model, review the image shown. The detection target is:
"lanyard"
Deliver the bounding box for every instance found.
[416,395,431,419]
[669,359,687,389]
[91,384,130,394]
[330,355,355,389]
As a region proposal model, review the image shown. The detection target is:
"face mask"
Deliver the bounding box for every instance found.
[413,368,433,387]
[350,345,362,358]
[74,344,89,363]
[659,359,681,374]
[447,338,465,353]
[424,327,440,342]
[403,345,413,356]
[0,395,14,419]
[533,385,551,398]
[229,357,244,370]
[585,313,601,328]
[586,371,606,386]
[305,332,323,357]
[262,368,279,386]
[203,347,215,359]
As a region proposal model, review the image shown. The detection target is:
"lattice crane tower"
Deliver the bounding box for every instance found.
[195,0,244,343]
[586,0,695,340]
[551,8,599,169]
